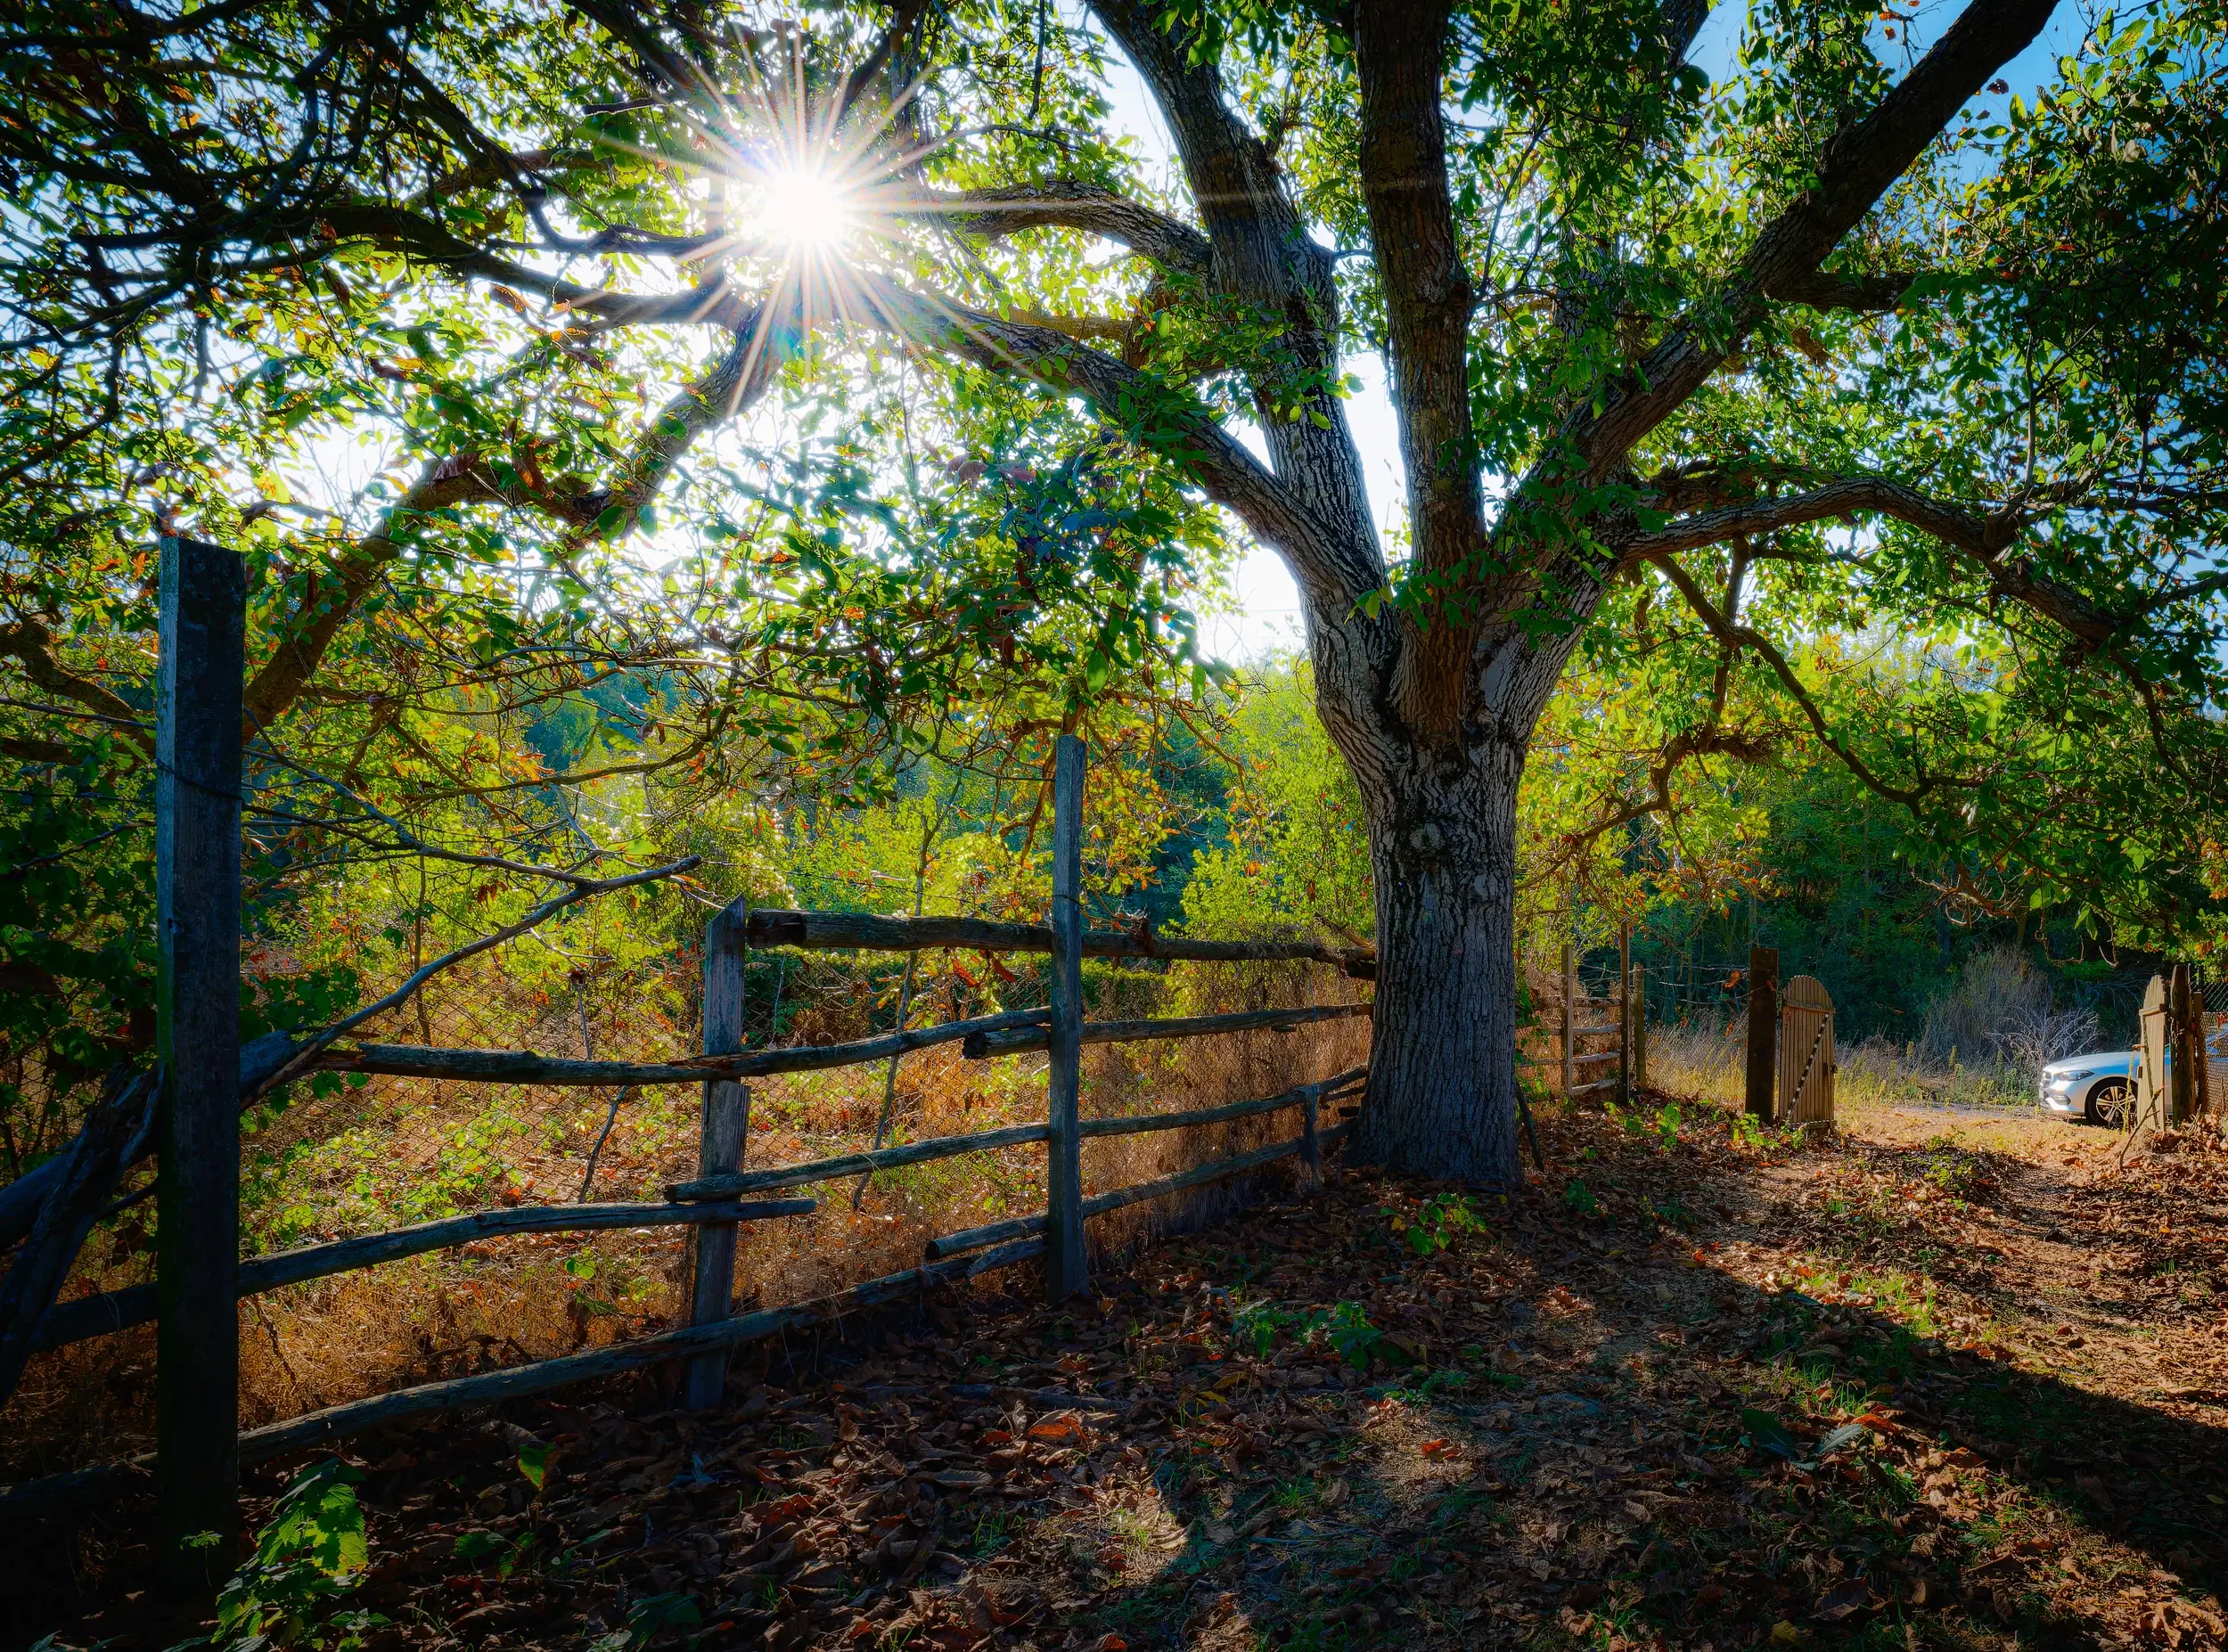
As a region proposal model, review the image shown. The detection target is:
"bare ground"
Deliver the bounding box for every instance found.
[20,1090,2228,1652]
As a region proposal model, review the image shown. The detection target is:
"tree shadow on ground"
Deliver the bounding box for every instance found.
[1028,1110,2227,1650]
[13,1101,2227,1652]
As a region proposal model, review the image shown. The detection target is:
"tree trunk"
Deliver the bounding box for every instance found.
[1351,740,1526,1187]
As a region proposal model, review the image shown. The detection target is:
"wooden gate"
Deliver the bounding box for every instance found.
[1779,975,1835,1126]
[2134,972,2172,1130]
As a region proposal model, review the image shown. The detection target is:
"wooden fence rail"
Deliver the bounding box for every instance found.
[1077,1067,1366,1139]
[4,725,1371,1528]
[32,1200,815,1353]
[667,1123,1053,1202]
[5,1099,1359,1519]
[922,1068,1364,1259]
[310,1002,1363,1089]
[317,1005,1051,1086]
[743,908,1373,977]
[2,1240,1077,1523]
[926,1117,1357,1260]
[964,1002,1368,1059]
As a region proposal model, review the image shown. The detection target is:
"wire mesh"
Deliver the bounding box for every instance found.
[9,926,1367,1481]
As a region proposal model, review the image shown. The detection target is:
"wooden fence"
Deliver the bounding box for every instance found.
[1524,924,1646,1103]
[3,584,1372,1536]
[2129,965,2220,1133]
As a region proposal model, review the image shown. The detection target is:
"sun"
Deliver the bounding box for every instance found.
[755,165,855,252]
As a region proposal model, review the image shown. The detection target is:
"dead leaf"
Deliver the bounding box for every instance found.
[1814,1580,1873,1622]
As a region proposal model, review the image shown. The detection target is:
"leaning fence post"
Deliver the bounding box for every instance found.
[154,536,247,1593]
[1044,734,1088,1303]
[685,899,750,1409]
[2197,971,2216,1118]
[1300,1084,1322,1189]
[1743,945,1779,1123]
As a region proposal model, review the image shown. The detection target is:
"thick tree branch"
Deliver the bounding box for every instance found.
[917,183,1211,276]
[1354,1,1478,581]
[242,305,779,735]
[1565,0,2055,483]
[1353,1,1485,741]
[0,621,153,756]
[240,461,501,734]
[548,302,784,561]
[848,274,1378,616]
[1622,475,2126,645]
[836,0,928,122]
[1087,0,1380,568]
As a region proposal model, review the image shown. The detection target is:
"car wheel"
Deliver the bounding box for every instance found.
[2085,1079,2130,1128]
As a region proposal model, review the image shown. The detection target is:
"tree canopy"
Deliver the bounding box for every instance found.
[4,0,2226,1180]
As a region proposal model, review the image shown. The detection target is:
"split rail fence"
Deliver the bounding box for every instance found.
[0,544,1373,1539]
[1525,924,1647,1103]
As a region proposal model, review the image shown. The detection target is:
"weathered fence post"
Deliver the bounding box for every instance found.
[1634,966,1648,1092]
[154,536,246,1592]
[1044,734,1088,1302]
[1618,923,1632,1107]
[1743,945,1779,1123]
[1300,1084,1322,1189]
[685,899,750,1409]
[2198,972,2216,1118]
[1560,940,1575,1099]
[2169,964,2198,1127]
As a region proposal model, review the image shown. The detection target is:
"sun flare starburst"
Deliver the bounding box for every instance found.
[754,165,856,251]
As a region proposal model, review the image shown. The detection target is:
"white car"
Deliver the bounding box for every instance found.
[2040,1026,2228,1126]
[2038,1052,2134,1125]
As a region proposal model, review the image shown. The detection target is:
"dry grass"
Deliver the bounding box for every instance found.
[1648,1013,2044,1115]
[6,953,1367,1484]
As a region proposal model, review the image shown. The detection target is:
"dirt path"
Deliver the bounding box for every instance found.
[24,1097,2228,1652]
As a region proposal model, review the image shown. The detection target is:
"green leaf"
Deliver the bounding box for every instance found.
[1741,1408,1803,1460]
[1813,1422,1870,1461]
